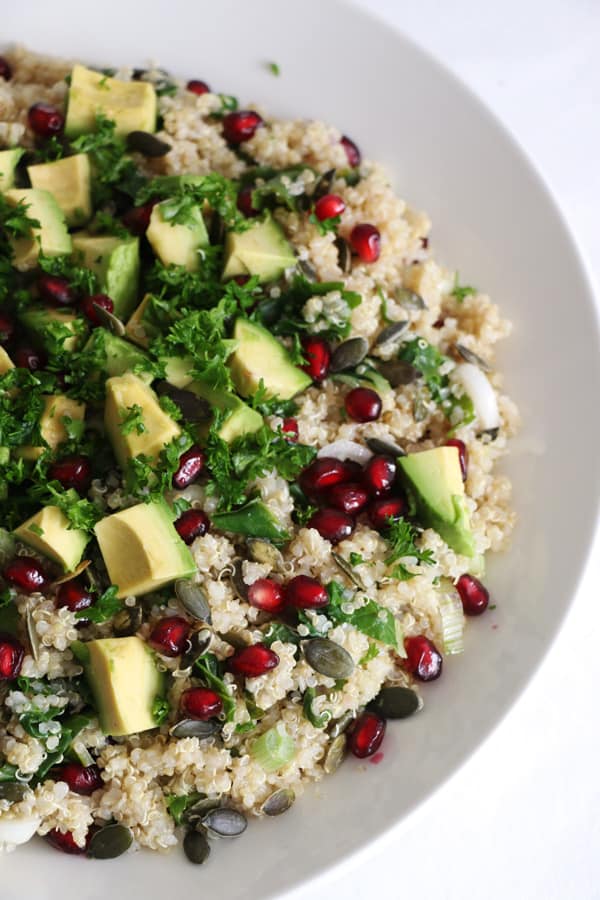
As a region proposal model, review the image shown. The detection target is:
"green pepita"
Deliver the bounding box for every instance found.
[126,130,172,158]
[366,437,406,457]
[376,359,421,387]
[304,638,355,679]
[323,733,347,774]
[92,303,126,336]
[246,538,285,571]
[87,823,133,859]
[261,787,295,816]
[455,342,493,373]
[202,806,247,838]
[183,828,211,864]
[371,685,422,719]
[394,287,426,311]
[175,580,212,623]
[332,551,365,591]
[334,235,352,274]
[375,321,409,346]
[330,337,369,373]
[169,718,220,739]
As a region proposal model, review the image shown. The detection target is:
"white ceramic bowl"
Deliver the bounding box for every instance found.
[3,2,600,898]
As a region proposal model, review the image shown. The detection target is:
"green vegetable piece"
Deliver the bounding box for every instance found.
[212,498,289,542]
[249,724,296,772]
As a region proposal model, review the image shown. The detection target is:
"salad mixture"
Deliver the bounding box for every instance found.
[0,48,517,864]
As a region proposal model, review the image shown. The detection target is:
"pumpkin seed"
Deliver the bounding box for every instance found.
[330,337,369,373]
[0,782,30,802]
[229,559,248,602]
[175,580,212,623]
[169,718,220,739]
[246,538,284,571]
[112,604,142,637]
[328,710,354,739]
[371,686,422,719]
[261,787,295,817]
[366,437,406,457]
[51,559,90,586]
[183,828,211,864]
[92,303,126,336]
[304,638,355,679]
[375,320,409,346]
[334,235,352,274]
[202,806,247,838]
[297,259,318,282]
[155,382,212,424]
[25,606,39,663]
[480,426,500,441]
[182,796,221,825]
[455,342,493,373]
[314,168,335,199]
[394,287,426,311]
[87,823,132,859]
[126,130,172,157]
[332,551,365,591]
[376,359,421,387]
[209,211,225,245]
[181,627,213,669]
[323,734,347,774]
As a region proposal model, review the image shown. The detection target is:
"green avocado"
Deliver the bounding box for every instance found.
[18,394,86,461]
[74,636,164,736]
[0,346,15,375]
[186,376,263,443]
[0,147,24,191]
[20,305,85,354]
[94,497,196,598]
[71,233,140,319]
[212,498,289,542]
[163,354,194,389]
[397,446,475,557]
[65,64,156,137]
[228,318,311,400]
[222,214,296,283]
[4,188,71,270]
[27,153,92,227]
[146,199,209,273]
[14,505,88,573]
[84,329,153,384]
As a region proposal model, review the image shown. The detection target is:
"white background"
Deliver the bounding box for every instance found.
[306,2,600,898]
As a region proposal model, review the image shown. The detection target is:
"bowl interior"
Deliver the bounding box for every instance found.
[2,1,600,898]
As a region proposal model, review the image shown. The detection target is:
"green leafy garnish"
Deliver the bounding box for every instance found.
[152,696,170,725]
[119,403,146,435]
[194,653,236,722]
[384,516,436,581]
[398,337,475,426]
[76,586,123,624]
[166,792,205,825]
[302,687,332,729]
[254,275,361,341]
[267,62,281,76]
[325,581,400,650]
[450,274,477,303]
[308,211,340,236]
[70,113,146,203]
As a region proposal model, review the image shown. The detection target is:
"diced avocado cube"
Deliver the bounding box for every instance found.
[18,394,86,461]
[19,306,85,354]
[27,153,92,227]
[164,355,195,389]
[65,64,156,137]
[186,376,263,443]
[212,498,289,542]
[222,214,296,283]
[0,147,24,191]
[14,506,88,573]
[94,497,196,598]
[84,329,153,383]
[4,188,71,270]
[124,293,161,349]
[146,200,209,273]
[228,318,311,400]
[0,346,14,375]
[397,446,475,557]
[77,636,164,736]
[71,233,140,319]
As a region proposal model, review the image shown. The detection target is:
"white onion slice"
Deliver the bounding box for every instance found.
[317,440,373,465]
[450,363,500,431]
[0,815,41,846]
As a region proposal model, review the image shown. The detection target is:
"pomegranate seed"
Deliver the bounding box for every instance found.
[14,346,45,371]
[247,578,285,613]
[445,438,468,481]
[187,79,210,95]
[55,579,94,613]
[80,294,114,326]
[172,445,205,489]
[301,335,331,382]
[345,387,382,422]
[222,110,263,144]
[363,455,396,497]
[341,135,361,167]
[299,457,357,498]
[404,635,443,682]
[0,634,24,679]
[181,687,223,720]
[227,643,279,677]
[233,275,250,286]
[349,223,381,263]
[149,616,191,657]
[45,828,89,855]
[174,509,210,545]
[456,573,490,616]
[368,496,407,531]
[314,193,345,221]
[0,311,15,345]
[55,762,103,795]
[48,455,92,493]
[284,574,329,610]
[37,274,76,307]
[325,482,369,514]
[348,710,386,758]
[122,200,158,236]
[3,556,47,593]
[0,57,13,81]
[307,507,354,544]
[28,102,64,137]
[237,185,259,217]
[281,417,299,442]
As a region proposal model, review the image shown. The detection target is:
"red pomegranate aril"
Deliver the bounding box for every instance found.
[55,762,103,795]
[174,509,210,545]
[3,556,47,593]
[233,274,250,286]
[345,386,382,423]
[284,574,329,610]
[0,311,15,345]
[404,635,443,682]
[49,455,92,493]
[307,507,355,545]
[368,496,407,531]
[149,616,191,657]
[314,193,345,221]
[187,79,210,95]
[55,579,94,613]
[80,294,114,326]
[227,643,279,678]
[349,223,381,263]
[456,573,490,616]
[247,578,285,614]
[222,110,263,144]
[349,710,386,759]
[181,687,223,720]
[281,417,299,442]
[28,102,64,137]
[237,185,259,218]
[341,135,361,168]
[299,457,356,498]
[122,200,158,235]
[45,828,89,855]
[0,634,24,680]
[172,445,205,489]
[0,57,13,81]
[363,455,396,497]
[445,438,468,482]
[325,482,369,515]
[14,346,45,371]
[301,335,331,382]
[37,274,76,307]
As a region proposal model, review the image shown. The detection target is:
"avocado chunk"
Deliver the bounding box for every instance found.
[212,498,289,542]
[65,64,157,138]
[4,188,71,270]
[20,306,85,354]
[146,200,209,273]
[222,214,295,283]
[397,446,475,557]
[0,346,14,375]
[18,394,86,461]
[94,497,196,598]
[186,376,263,443]
[27,154,92,227]
[124,293,161,349]
[104,373,181,469]
[84,329,153,384]
[163,354,195,389]
[0,148,24,191]
[76,636,163,736]
[14,506,88,573]
[229,318,311,400]
[71,233,140,319]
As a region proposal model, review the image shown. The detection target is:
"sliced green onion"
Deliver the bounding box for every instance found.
[249,725,296,773]
[439,592,464,655]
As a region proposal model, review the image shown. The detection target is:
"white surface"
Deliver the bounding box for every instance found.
[307,2,600,899]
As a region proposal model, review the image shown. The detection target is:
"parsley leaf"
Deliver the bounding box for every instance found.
[166,792,205,825]
[71,113,146,203]
[384,516,436,580]
[31,482,100,534]
[308,210,340,236]
[451,274,477,303]
[119,403,146,435]
[398,337,475,427]
[325,581,400,649]
[76,585,123,623]
[254,275,361,341]
[152,696,170,725]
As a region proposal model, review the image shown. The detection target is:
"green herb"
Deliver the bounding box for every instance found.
[30,482,100,533]
[172,497,191,518]
[34,713,91,781]
[398,337,475,426]
[119,403,146,435]
[384,516,436,580]
[0,761,20,782]
[450,273,477,303]
[39,253,99,297]
[71,113,146,203]
[76,586,123,624]
[89,211,130,239]
[152,696,170,725]
[308,211,340,236]
[248,381,298,418]
[263,621,301,647]
[61,415,85,442]
[326,581,400,650]
[27,523,44,537]
[0,194,41,242]
[255,275,361,341]
[359,642,380,666]
[268,61,281,76]
[349,552,365,566]
[194,653,236,722]
[166,792,204,826]
[33,135,66,162]
[217,94,239,115]
[250,165,312,213]
[137,172,247,231]
[302,687,332,729]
